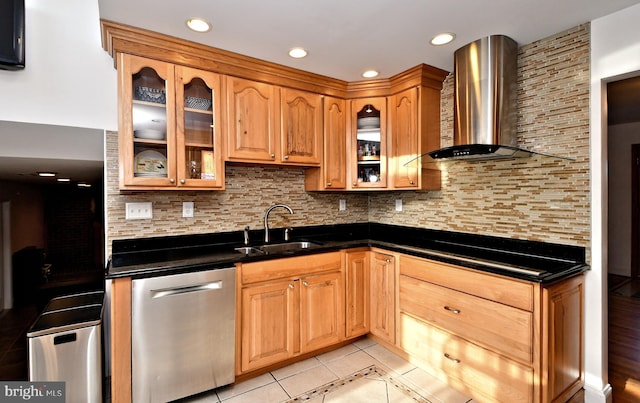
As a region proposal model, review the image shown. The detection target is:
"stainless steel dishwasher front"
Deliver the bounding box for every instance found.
[131,267,236,403]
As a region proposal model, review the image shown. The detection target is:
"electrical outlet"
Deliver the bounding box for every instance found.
[125,202,152,220]
[339,199,346,211]
[183,201,194,218]
[395,199,403,212]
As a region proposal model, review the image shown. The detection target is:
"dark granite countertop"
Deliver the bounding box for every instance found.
[107,223,588,283]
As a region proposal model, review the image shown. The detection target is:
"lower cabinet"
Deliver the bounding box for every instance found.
[238,252,344,373]
[396,254,584,403]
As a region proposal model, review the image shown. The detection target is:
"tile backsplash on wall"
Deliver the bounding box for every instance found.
[106,24,590,258]
[369,24,590,250]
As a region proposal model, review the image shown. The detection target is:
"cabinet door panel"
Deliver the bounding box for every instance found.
[119,54,177,188]
[323,96,347,188]
[281,88,322,165]
[175,66,224,188]
[350,98,387,189]
[226,77,279,162]
[241,280,296,372]
[346,251,369,337]
[390,88,419,188]
[370,252,395,343]
[300,271,344,352]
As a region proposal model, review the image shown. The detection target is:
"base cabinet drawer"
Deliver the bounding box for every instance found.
[399,274,533,363]
[398,312,533,403]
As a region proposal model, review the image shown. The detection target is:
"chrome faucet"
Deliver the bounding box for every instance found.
[264,204,294,243]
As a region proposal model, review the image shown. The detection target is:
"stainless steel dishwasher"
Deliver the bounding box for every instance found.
[131,267,235,403]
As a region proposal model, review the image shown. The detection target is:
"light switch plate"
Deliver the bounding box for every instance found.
[339,199,346,211]
[125,202,152,220]
[183,201,194,218]
[395,199,403,212]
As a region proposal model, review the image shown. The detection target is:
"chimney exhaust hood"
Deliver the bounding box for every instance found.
[429,35,533,161]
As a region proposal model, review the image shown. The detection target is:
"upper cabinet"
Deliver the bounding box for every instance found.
[304,96,347,190]
[118,54,224,190]
[280,88,322,165]
[225,76,280,163]
[350,98,388,189]
[103,22,449,192]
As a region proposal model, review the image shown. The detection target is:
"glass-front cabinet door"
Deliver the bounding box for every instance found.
[350,98,387,189]
[120,55,176,188]
[118,54,224,190]
[175,66,223,188]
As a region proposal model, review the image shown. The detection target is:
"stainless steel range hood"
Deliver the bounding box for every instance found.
[429,35,533,161]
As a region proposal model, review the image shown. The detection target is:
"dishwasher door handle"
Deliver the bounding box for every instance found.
[151,280,223,298]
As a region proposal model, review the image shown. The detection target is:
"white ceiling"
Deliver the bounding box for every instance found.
[97,0,640,81]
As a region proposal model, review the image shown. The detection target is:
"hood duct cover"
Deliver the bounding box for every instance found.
[429,35,532,160]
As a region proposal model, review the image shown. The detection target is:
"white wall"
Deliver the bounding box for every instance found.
[589,3,640,402]
[0,0,117,131]
[607,122,640,276]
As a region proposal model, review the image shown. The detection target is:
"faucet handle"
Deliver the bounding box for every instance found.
[284,227,292,241]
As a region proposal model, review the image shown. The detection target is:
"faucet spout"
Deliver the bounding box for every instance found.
[264,204,294,243]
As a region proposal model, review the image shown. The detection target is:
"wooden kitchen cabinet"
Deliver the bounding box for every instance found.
[280,88,322,165]
[350,97,388,189]
[396,253,584,403]
[370,251,396,344]
[238,252,344,373]
[345,250,369,338]
[225,76,280,163]
[389,87,440,190]
[304,96,347,190]
[118,53,224,190]
[240,278,296,372]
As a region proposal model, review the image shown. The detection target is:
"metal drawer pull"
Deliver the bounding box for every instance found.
[151,281,222,298]
[444,353,461,363]
[289,284,294,289]
[444,306,461,314]
[303,281,309,286]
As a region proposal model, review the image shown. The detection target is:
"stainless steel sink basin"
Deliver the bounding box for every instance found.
[233,246,264,255]
[257,241,320,254]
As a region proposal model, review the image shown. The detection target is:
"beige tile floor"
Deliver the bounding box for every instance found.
[183,337,474,403]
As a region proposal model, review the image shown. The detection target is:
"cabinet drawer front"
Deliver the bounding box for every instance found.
[399,254,533,311]
[399,312,533,403]
[241,252,342,284]
[400,275,532,363]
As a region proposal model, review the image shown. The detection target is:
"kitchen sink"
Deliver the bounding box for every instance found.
[257,241,320,254]
[234,241,321,255]
[233,246,265,255]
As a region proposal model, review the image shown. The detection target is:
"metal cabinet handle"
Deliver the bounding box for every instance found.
[303,281,309,287]
[289,284,294,289]
[270,153,275,159]
[352,182,358,187]
[444,306,460,314]
[444,353,461,363]
[284,155,289,160]
[410,180,415,185]
[180,179,186,184]
[326,182,332,187]
[385,259,392,263]
[170,178,175,183]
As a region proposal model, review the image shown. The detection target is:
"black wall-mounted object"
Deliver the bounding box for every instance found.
[0,0,25,70]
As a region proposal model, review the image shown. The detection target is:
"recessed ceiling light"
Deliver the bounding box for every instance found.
[57,178,71,182]
[289,48,307,58]
[431,33,456,46]
[186,18,211,33]
[362,70,379,78]
[38,172,56,177]
[77,183,92,188]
